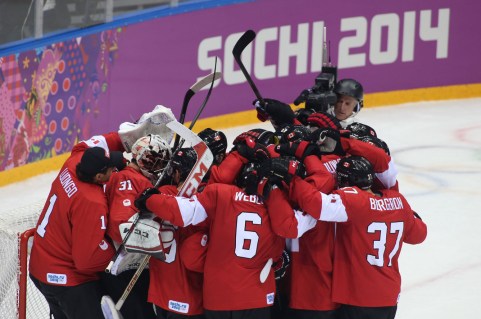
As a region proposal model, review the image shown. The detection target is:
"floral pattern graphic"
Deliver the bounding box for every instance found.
[0,29,123,171]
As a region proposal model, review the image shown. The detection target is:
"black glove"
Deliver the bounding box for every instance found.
[257,177,276,200]
[310,128,346,156]
[294,108,315,126]
[260,157,305,188]
[134,187,160,213]
[275,141,320,161]
[273,250,291,280]
[235,138,270,162]
[306,111,342,130]
[254,98,296,126]
[233,129,275,147]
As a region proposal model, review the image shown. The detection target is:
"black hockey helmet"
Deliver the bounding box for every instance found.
[198,128,227,165]
[171,147,197,182]
[346,122,377,139]
[359,136,390,155]
[277,124,311,144]
[334,79,364,112]
[236,162,261,195]
[336,156,374,190]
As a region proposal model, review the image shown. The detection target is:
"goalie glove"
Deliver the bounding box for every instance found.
[118,105,176,152]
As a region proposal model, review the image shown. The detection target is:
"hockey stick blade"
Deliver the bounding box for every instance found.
[260,258,273,283]
[189,58,220,130]
[232,30,265,105]
[101,295,124,319]
[174,71,222,150]
[233,29,256,57]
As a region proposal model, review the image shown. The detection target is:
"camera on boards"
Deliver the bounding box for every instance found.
[293,65,338,113]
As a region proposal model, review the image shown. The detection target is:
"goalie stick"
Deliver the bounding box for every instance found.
[232,30,266,108]
[101,120,214,319]
[105,70,221,273]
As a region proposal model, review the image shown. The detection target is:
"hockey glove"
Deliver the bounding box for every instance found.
[254,98,296,127]
[273,250,291,280]
[294,108,315,126]
[235,138,271,163]
[275,141,321,161]
[260,157,306,189]
[257,177,277,200]
[310,128,346,156]
[307,112,342,130]
[134,187,160,213]
[233,129,276,147]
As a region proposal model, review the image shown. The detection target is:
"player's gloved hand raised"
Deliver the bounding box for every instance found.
[310,128,346,156]
[254,98,296,126]
[294,108,315,126]
[257,177,277,200]
[235,138,270,162]
[134,187,160,213]
[273,250,291,280]
[275,141,321,161]
[259,157,306,191]
[233,129,275,147]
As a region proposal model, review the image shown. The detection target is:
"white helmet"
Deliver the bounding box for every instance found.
[131,134,172,182]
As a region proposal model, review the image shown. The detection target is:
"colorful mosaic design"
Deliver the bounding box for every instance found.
[0,29,123,171]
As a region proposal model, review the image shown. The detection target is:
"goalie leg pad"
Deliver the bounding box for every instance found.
[119,218,175,260]
[118,105,176,152]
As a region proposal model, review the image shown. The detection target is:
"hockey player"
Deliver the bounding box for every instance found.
[134,155,315,319]
[29,105,176,319]
[29,132,125,319]
[102,134,172,319]
[267,156,427,319]
[146,147,207,319]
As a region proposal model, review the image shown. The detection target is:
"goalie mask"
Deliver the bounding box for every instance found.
[336,156,374,190]
[131,134,172,182]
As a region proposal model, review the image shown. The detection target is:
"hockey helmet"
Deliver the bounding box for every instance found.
[336,156,374,190]
[131,134,172,182]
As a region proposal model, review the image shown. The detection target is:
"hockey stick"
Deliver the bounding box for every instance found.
[232,30,266,107]
[173,65,221,150]
[105,71,221,273]
[101,121,213,319]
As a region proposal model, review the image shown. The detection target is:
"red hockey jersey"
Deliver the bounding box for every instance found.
[290,177,428,306]
[145,183,285,310]
[29,133,122,286]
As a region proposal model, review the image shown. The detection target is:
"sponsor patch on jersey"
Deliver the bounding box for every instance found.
[47,273,67,285]
[99,240,109,250]
[123,199,131,206]
[266,292,275,305]
[168,300,189,313]
[201,234,208,246]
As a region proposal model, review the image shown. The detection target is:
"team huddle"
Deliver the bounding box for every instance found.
[28,78,427,319]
